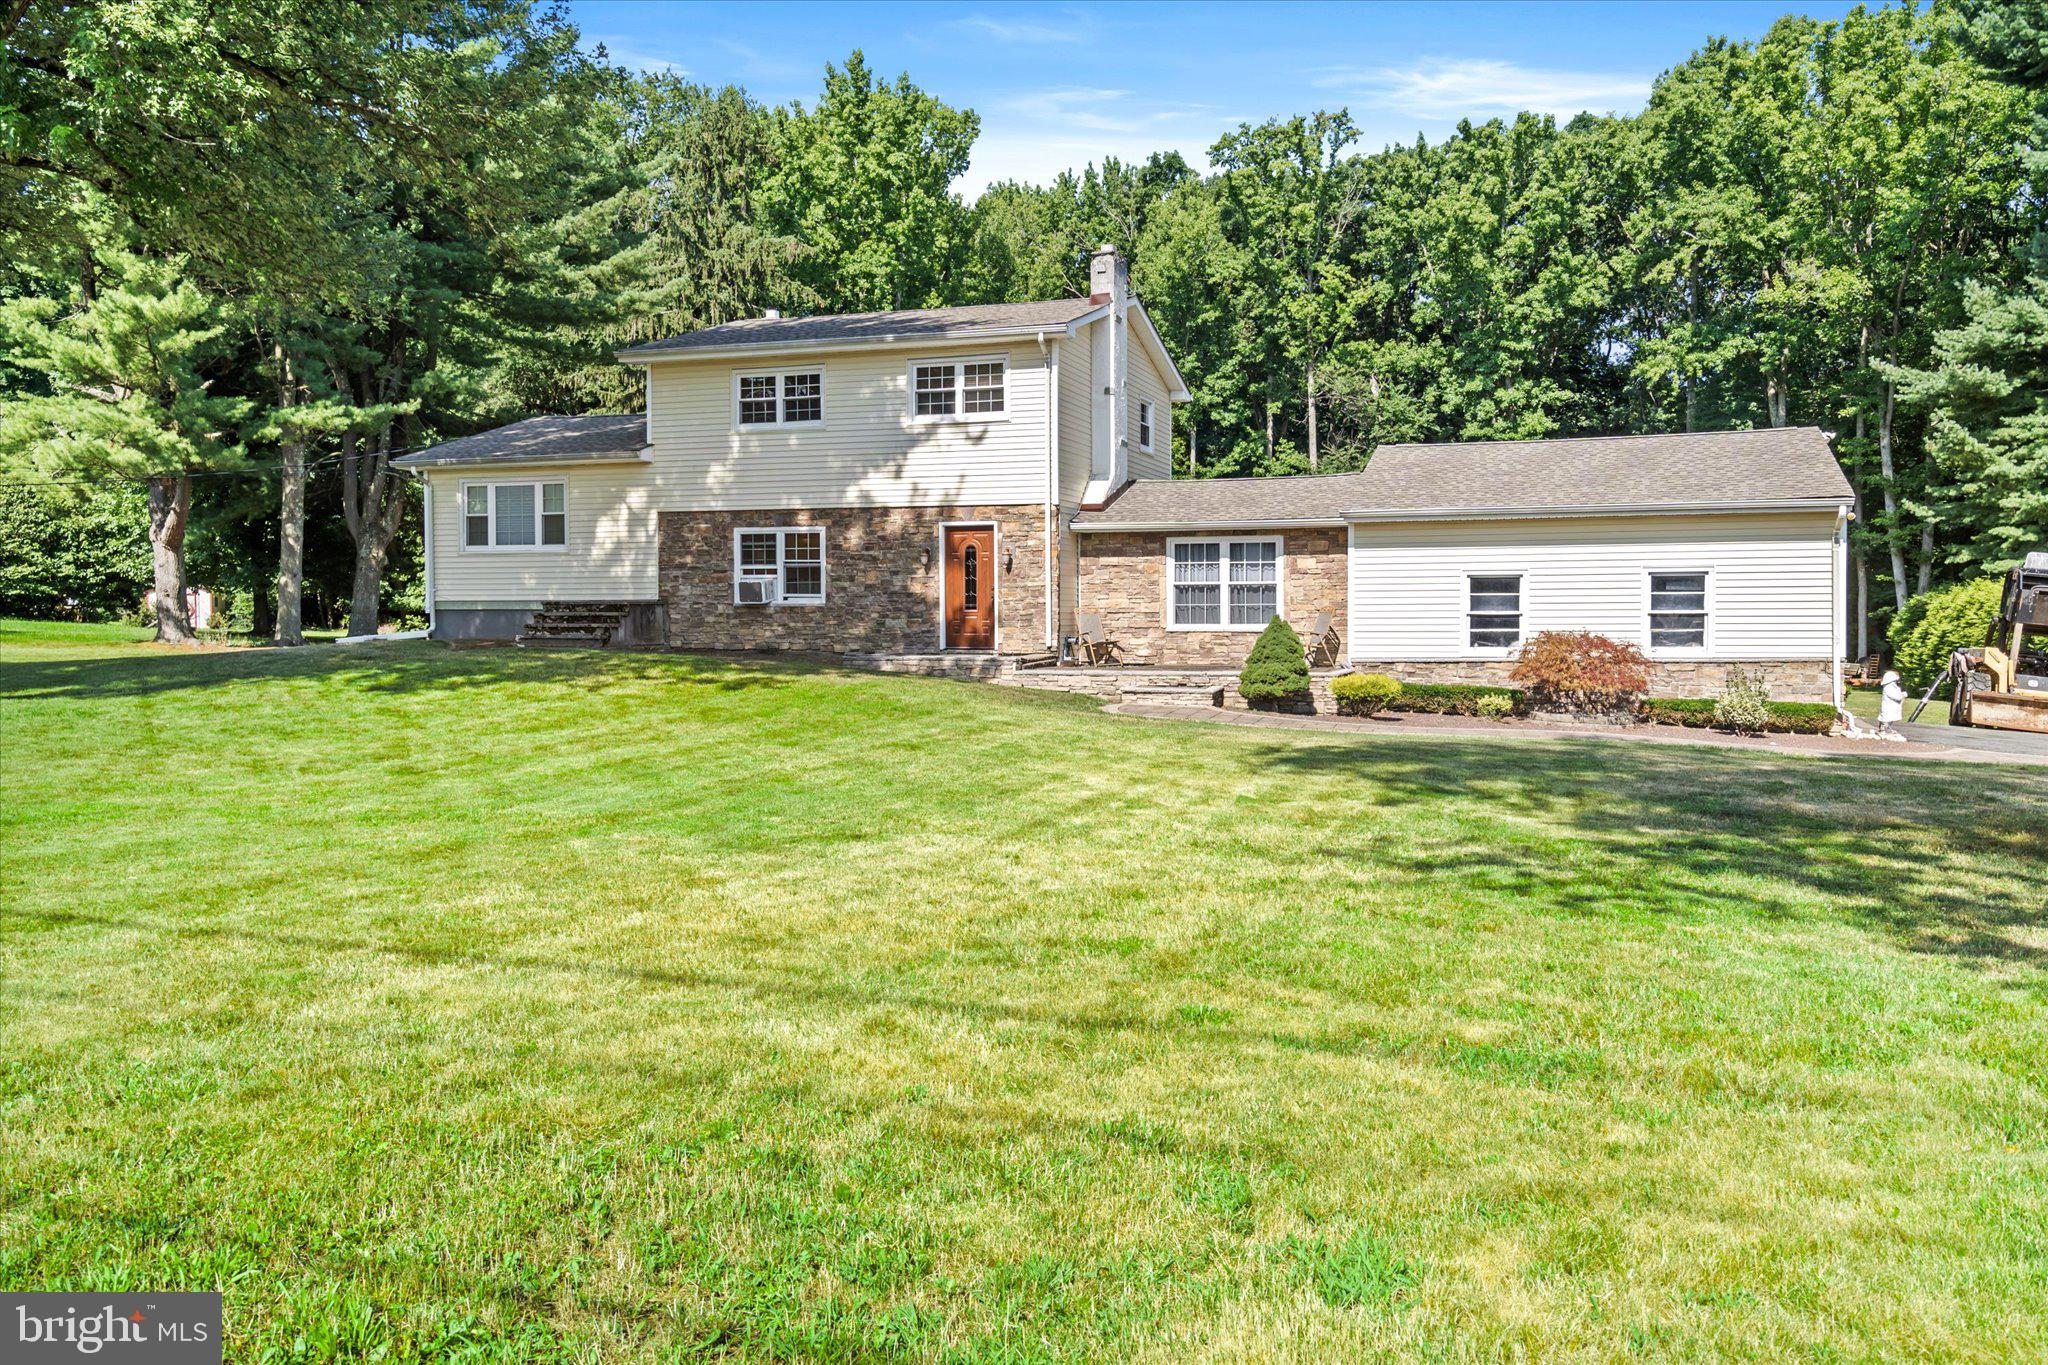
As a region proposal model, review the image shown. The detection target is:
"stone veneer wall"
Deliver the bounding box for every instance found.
[1076,527,1348,667]
[657,505,1049,656]
[1344,658,1834,702]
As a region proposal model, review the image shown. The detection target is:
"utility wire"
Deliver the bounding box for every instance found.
[0,442,439,489]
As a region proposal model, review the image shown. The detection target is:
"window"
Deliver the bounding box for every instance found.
[1138,400,1153,450]
[1169,538,1281,629]
[1468,574,1522,649]
[733,527,825,605]
[1649,572,1708,649]
[463,481,566,550]
[911,357,1005,420]
[735,370,824,427]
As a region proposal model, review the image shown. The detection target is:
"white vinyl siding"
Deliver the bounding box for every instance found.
[1347,512,1838,661]
[1057,333,1096,512]
[428,465,659,604]
[646,343,1050,508]
[1126,333,1173,481]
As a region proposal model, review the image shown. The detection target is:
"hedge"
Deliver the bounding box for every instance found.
[1889,578,2002,689]
[1641,698,1837,734]
[1331,672,1401,716]
[1382,682,1526,716]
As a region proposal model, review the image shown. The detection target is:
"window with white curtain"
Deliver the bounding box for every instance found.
[463,481,566,550]
[1169,538,1281,629]
[1649,571,1708,649]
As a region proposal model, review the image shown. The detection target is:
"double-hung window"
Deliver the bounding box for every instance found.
[911,357,1006,420]
[733,527,825,605]
[1169,537,1280,629]
[1137,400,1154,450]
[735,370,824,427]
[464,480,566,550]
[1649,572,1708,649]
[1467,574,1522,649]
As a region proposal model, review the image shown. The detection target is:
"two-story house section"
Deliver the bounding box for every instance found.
[399,246,1188,655]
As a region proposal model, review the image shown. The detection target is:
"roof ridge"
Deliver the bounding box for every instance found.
[1377,426,1824,453]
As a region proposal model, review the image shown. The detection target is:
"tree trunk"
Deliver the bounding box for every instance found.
[1765,373,1788,427]
[1305,366,1319,472]
[348,539,387,636]
[1264,405,1275,467]
[341,429,409,638]
[1188,415,1197,475]
[1917,526,1933,596]
[1683,379,1697,434]
[147,475,194,644]
[1877,382,1909,613]
[274,344,307,645]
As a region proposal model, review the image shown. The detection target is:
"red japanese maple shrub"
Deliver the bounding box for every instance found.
[1509,631,1651,714]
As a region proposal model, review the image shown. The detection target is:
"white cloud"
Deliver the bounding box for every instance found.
[584,35,689,77]
[951,13,1082,44]
[964,87,1225,195]
[1316,58,1652,121]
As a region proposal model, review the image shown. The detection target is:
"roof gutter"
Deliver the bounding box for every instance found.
[392,450,655,472]
[1071,517,1350,533]
[1340,497,1854,522]
[613,309,1110,366]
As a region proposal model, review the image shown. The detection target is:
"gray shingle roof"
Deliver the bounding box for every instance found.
[393,414,648,470]
[1073,427,1852,528]
[616,298,1103,358]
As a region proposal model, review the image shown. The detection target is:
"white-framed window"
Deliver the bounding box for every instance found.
[462,480,566,551]
[1648,571,1709,650]
[733,369,824,428]
[732,527,825,605]
[1167,537,1281,630]
[1467,573,1522,650]
[910,356,1006,421]
[1137,400,1153,450]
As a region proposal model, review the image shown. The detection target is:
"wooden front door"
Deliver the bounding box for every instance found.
[943,526,996,650]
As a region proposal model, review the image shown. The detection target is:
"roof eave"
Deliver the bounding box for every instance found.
[1340,497,1854,522]
[614,308,1108,366]
[395,449,654,472]
[1071,516,1350,533]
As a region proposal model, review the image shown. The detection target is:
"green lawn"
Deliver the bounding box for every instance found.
[3,621,2044,1362]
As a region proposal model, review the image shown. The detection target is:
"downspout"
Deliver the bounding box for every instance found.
[1832,504,1850,716]
[1038,330,1059,651]
[421,475,436,639]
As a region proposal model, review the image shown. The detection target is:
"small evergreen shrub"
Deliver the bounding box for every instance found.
[1475,693,1515,721]
[1713,668,1774,734]
[1331,672,1401,715]
[1237,617,1310,706]
[1640,698,1717,728]
[1381,682,1526,716]
[1510,631,1650,714]
[1889,578,2002,688]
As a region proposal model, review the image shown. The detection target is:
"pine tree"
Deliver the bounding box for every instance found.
[0,254,250,641]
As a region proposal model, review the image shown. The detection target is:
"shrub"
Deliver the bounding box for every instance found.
[1713,668,1774,734]
[0,480,151,620]
[1889,578,2002,689]
[1475,693,1514,721]
[1509,631,1650,713]
[1237,616,1310,706]
[1766,701,1837,734]
[1641,698,1717,728]
[1382,682,1526,716]
[1331,672,1401,716]
[1641,697,1838,734]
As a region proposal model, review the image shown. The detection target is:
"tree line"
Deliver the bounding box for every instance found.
[2,0,2041,656]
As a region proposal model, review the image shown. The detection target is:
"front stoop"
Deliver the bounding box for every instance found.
[1118,682,1225,708]
[518,601,639,649]
[841,651,1008,682]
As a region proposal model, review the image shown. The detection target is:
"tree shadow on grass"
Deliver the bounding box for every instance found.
[0,643,807,702]
[1247,736,2048,975]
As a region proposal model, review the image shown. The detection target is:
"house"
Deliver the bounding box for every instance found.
[397,246,1856,704]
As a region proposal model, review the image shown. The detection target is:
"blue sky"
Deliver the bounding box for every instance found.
[565,1,1863,195]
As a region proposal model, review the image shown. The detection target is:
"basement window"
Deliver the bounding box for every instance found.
[464,480,566,551]
[733,527,825,605]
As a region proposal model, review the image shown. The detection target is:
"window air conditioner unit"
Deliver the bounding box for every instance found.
[736,578,775,605]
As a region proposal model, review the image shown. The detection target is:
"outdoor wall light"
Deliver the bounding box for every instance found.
[919,547,931,571]
[1004,549,1014,573]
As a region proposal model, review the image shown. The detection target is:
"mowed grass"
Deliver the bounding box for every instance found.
[2,622,2044,1362]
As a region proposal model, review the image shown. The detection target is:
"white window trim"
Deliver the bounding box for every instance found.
[458,479,567,554]
[1463,570,1525,657]
[731,526,827,606]
[1645,567,1713,657]
[1137,399,1154,451]
[1164,535,1284,632]
[731,367,826,432]
[907,353,1010,425]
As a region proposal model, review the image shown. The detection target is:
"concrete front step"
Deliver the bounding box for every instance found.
[1119,682,1224,708]
[841,652,1007,681]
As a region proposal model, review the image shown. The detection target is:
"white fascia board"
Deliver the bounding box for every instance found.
[1071,517,1349,533]
[1340,498,1853,523]
[1126,301,1192,402]
[397,451,654,473]
[613,311,1109,367]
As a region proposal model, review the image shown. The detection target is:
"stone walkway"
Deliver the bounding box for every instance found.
[1108,703,2048,768]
